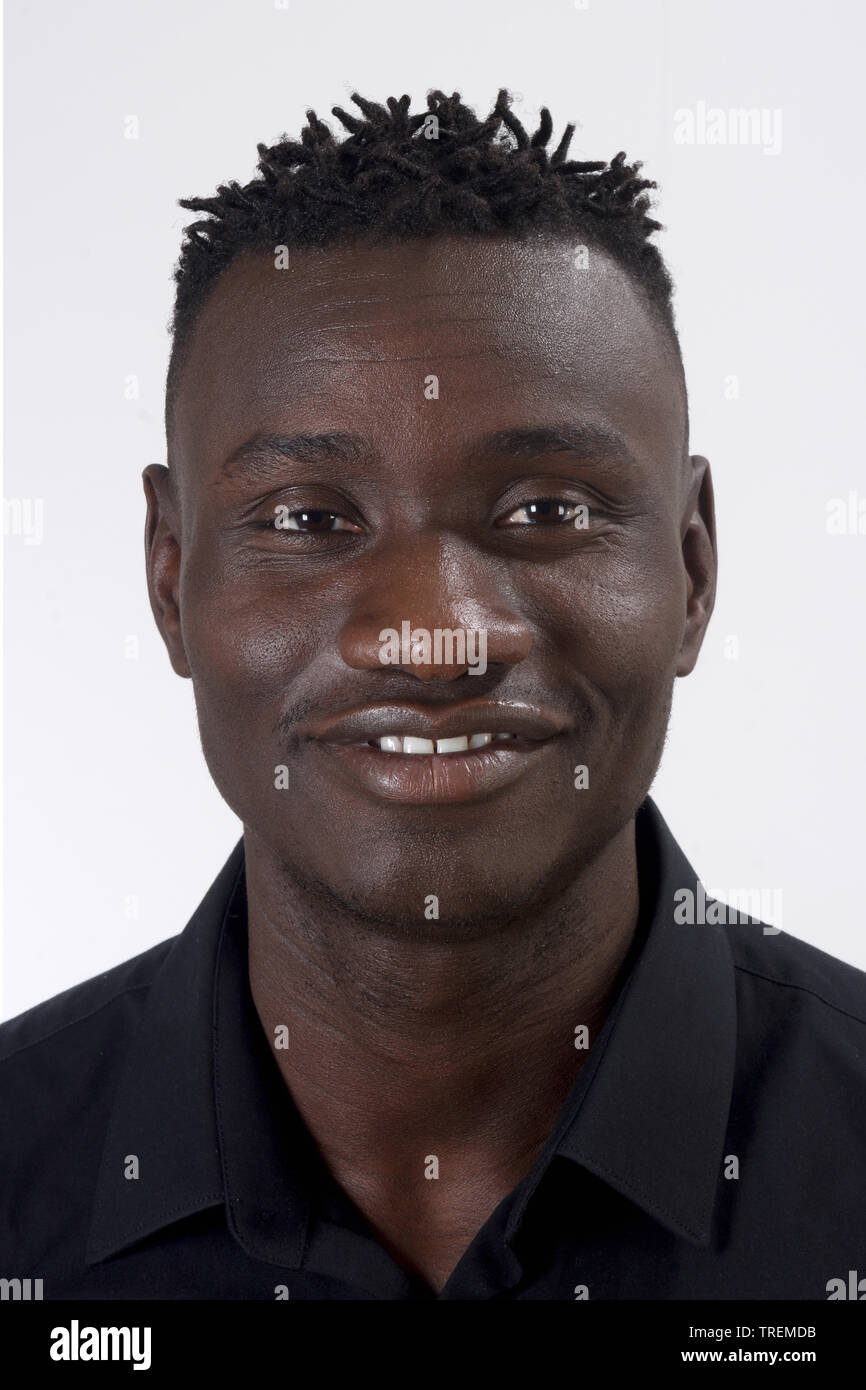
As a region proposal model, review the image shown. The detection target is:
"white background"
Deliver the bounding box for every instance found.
[4,0,865,1018]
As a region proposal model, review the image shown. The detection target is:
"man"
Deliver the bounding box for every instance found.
[2,88,865,1301]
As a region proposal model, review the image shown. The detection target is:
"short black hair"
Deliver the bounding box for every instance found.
[165,87,681,440]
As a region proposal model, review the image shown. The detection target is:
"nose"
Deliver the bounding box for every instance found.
[337,532,532,681]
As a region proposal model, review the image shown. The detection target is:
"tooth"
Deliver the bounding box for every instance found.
[494,732,515,740]
[403,736,436,755]
[378,735,403,753]
[469,732,493,749]
[436,736,469,754]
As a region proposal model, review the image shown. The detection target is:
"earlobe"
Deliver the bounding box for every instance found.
[676,454,717,677]
[142,464,191,679]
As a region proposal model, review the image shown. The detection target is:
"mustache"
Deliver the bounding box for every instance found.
[275,673,590,743]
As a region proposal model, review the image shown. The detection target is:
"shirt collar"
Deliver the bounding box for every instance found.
[86,798,737,1267]
[85,843,243,1265]
[545,799,738,1248]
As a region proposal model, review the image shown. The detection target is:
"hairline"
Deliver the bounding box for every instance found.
[164,228,689,469]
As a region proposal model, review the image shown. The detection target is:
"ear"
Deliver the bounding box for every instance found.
[142,464,191,678]
[677,454,717,677]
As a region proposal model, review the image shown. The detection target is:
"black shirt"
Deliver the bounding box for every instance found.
[2,797,866,1301]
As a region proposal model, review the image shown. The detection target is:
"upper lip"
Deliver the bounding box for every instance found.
[302,700,570,746]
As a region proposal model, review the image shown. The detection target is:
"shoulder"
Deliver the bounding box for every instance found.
[0,935,177,1073]
[725,920,866,1028]
[722,919,866,1105]
[0,937,181,1275]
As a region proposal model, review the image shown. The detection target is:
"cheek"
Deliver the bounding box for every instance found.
[190,604,311,699]
[545,533,685,677]
[179,530,319,701]
[179,559,324,799]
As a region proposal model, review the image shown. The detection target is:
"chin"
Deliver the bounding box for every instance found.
[289,851,573,940]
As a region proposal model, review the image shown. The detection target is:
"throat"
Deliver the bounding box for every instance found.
[324,1156,536,1297]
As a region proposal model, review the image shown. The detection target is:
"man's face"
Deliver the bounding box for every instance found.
[145,234,715,936]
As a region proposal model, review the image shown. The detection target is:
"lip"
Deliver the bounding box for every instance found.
[300,700,569,805]
[302,699,569,746]
[313,738,559,804]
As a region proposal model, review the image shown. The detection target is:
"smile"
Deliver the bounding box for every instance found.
[316,737,554,805]
[354,732,518,755]
[300,700,569,805]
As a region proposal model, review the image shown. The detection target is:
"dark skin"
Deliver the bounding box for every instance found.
[144,232,716,1294]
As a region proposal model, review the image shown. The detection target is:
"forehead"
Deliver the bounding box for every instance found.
[170,233,686,483]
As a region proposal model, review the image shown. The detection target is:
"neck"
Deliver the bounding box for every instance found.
[246,819,641,1176]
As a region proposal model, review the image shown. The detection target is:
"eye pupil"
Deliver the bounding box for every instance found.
[520,499,573,524]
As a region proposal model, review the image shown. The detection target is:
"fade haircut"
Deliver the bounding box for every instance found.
[165,87,683,442]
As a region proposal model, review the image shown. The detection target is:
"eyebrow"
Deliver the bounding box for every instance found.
[215,431,377,485]
[463,423,638,471]
[214,422,637,485]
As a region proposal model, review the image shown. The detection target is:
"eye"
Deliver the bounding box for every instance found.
[271,505,361,534]
[498,498,587,526]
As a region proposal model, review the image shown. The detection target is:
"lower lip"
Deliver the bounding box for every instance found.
[311,739,556,805]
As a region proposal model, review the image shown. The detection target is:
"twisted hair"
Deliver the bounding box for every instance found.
[166,88,680,434]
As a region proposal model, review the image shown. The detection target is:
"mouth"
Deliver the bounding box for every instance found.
[300,701,568,805]
[353,731,521,755]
